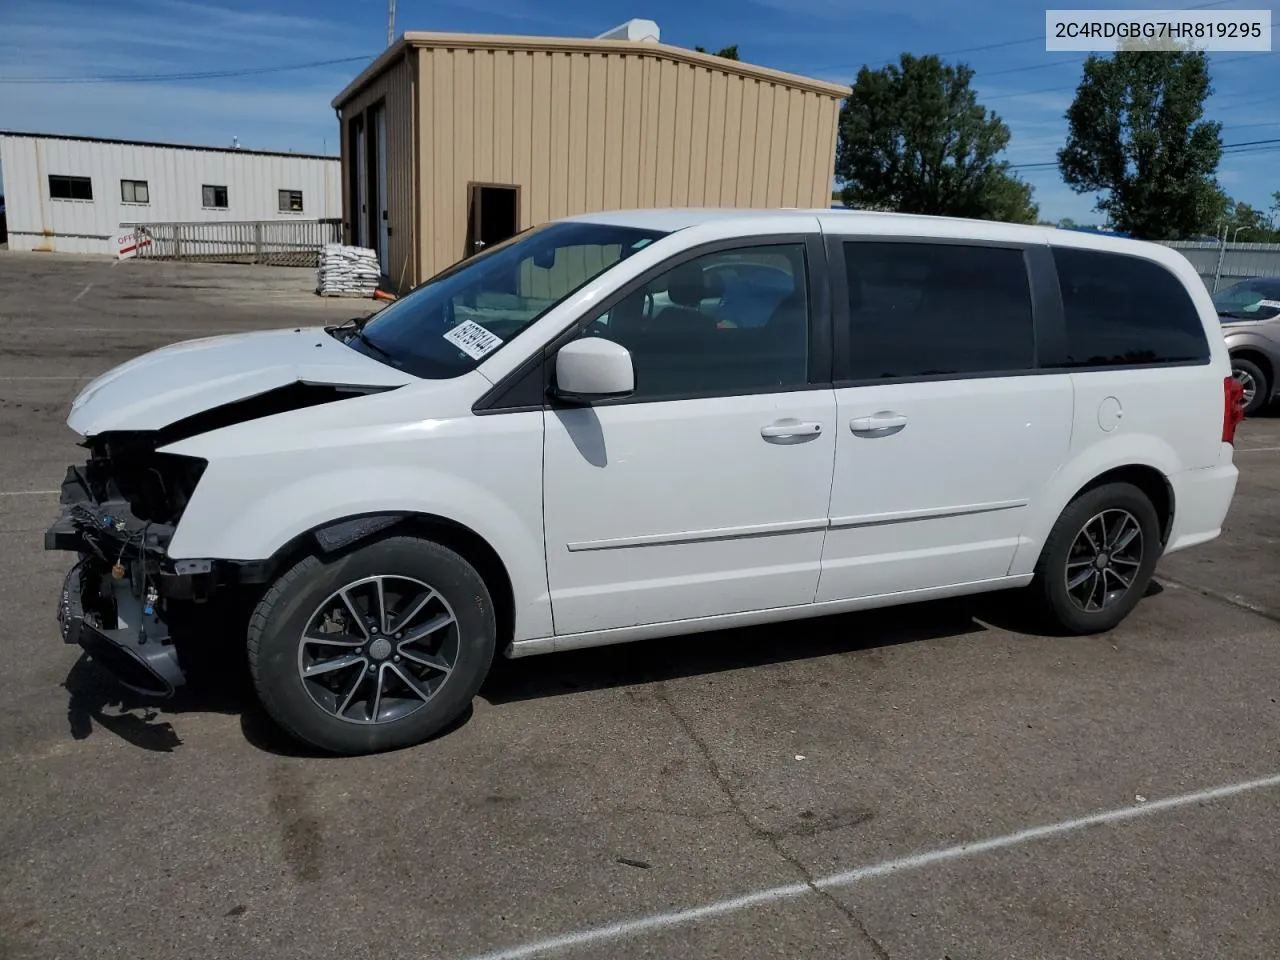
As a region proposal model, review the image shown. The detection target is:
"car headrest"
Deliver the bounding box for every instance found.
[665,262,707,307]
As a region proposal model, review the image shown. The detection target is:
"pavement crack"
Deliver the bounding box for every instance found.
[656,682,890,959]
[1158,574,1280,626]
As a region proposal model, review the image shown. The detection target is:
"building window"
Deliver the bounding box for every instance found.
[49,175,93,201]
[202,184,228,209]
[278,189,304,213]
[120,179,150,204]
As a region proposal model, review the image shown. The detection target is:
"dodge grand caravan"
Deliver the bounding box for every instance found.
[46,209,1243,754]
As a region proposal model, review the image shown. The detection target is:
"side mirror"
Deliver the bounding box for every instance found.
[552,338,634,404]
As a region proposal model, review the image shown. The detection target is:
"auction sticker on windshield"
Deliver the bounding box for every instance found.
[443,319,504,360]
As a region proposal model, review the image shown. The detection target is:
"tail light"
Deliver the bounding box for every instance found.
[1223,376,1246,444]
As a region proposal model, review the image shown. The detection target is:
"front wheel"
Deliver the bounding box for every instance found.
[1031,482,1162,635]
[247,536,496,755]
[1231,356,1270,417]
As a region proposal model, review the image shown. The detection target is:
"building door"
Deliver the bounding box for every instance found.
[371,103,389,274]
[466,183,519,258]
[353,118,369,249]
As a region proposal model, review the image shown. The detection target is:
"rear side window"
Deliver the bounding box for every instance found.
[1048,247,1209,368]
[842,241,1035,380]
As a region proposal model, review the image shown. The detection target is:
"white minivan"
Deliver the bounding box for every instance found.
[47,209,1243,754]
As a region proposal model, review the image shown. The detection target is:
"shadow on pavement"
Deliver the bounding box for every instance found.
[63,583,1163,752]
[481,592,1056,705]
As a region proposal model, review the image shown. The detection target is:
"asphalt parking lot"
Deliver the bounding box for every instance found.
[2,250,1280,960]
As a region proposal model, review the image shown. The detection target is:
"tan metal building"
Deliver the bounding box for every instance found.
[331,28,849,291]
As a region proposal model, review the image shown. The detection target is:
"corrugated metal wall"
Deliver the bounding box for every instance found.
[336,51,417,290]
[413,45,842,280]
[0,134,340,255]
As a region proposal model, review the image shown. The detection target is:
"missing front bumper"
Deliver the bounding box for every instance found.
[59,561,186,698]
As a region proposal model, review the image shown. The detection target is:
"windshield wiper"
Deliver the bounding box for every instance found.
[329,314,372,334]
[348,327,393,359]
[326,314,393,358]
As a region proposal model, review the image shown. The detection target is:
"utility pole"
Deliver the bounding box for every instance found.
[1211,220,1228,293]
[387,0,395,46]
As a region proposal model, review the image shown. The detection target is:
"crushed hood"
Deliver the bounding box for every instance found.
[68,327,419,436]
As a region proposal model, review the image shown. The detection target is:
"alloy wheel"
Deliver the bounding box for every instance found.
[1064,509,1144,613]
[1233,367,1258,406]
[297,575,458,724]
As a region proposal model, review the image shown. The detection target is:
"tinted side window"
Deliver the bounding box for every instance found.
[842,242,1034,380]
[1048,247,1209,368]
[576,243,811,400]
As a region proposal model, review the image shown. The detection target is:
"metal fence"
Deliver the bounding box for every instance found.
[121,218,343,267]
[1157,240,1280,292]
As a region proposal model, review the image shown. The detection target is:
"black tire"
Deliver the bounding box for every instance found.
[247,535,496,755]
[1031,482,1162,636]
[1231,356,1270,417]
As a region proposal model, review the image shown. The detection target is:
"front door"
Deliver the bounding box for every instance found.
[542,238,837,636]
[817,236,1073,602]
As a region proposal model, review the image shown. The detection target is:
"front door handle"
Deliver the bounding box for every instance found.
[850,411,908,437]
[761,419,824,444]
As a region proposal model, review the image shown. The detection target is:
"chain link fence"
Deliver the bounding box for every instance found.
[121,219,343,267]
[1158,240,1280,292]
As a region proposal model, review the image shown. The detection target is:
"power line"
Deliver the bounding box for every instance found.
[808,0,1246,74]
[0,54,374,85]
[1008,136,1280,170]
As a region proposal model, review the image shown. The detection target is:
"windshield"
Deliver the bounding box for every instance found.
[1212,278,1280,321]
[343,221,669,378]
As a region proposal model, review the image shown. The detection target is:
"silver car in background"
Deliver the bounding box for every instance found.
[1215,277,1280,416]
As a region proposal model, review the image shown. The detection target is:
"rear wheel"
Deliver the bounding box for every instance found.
[1231,356,1269,417]
[1031,482,1162,635]
[247,535,496,755]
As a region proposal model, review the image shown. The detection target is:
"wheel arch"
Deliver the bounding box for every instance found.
[1072,464,1174,546]
[1011,439,1183,578]
[260,511,518,650]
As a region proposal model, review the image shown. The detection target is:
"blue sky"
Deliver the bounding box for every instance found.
[0,0,1276,223]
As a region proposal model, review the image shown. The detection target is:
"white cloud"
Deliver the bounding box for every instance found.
[0,0,354,61]
[1,79,343,154]
[0,0,361,153]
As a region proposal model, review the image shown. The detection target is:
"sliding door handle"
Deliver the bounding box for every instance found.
[850,412,908,436]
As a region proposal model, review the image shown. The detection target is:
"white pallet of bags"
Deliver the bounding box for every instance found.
[317,244,381,297]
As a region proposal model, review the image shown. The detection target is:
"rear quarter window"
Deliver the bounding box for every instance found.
[1047,247,1210,368]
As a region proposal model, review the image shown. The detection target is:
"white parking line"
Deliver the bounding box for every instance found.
[0,490,58,496]
[463,771,1280,960]
[1236,446,1280,453]
[0,376,91,381]
[71,283,93,302]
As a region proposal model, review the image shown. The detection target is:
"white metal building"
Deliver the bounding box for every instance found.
[0,132,341,255]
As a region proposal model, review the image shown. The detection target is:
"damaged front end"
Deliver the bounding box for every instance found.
[45,323,419,698]
[45,434,213,697]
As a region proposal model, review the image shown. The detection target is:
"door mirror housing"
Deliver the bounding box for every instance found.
[552,338,634,404]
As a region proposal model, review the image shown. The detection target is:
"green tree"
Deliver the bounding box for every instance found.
[694,44,739,60]
[1057,48,1223,240]
[1221,198,1280,242]
[835,53,1038,223]
[1057,217,1078,229]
